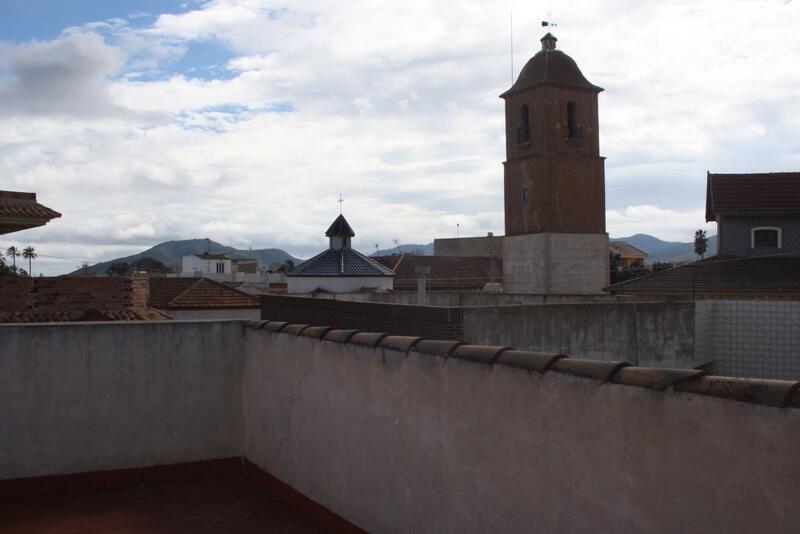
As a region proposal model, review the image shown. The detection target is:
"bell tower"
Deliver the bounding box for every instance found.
[501,33,605,235]
[499,33,609,294]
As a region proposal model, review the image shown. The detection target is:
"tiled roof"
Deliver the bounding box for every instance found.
[706,172,800,221]
[0,190,61,235]
[373,255,502,290]
[288,248,394,278]
[0,308,172,323]
[608,255,800,297]
[325,215,355,237]
[609,241,648,259]
[149,278,261,309]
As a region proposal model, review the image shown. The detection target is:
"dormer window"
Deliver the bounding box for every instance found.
[752,227,781,249]
[517,105,530,144]
[566,101,578,138]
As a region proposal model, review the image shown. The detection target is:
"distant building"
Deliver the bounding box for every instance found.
[609,241,648,268]
[180,253,264,283]
[706,172,800,256]
[373,255,502,291]
[149,277,261,320]
[0,190,60,236]
[286,214,394,293]
[610,172,800,298]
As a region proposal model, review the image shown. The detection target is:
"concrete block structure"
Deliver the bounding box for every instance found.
[502,232,608,294]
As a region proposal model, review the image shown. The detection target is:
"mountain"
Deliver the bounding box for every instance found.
[72,239,300,275]
[372,243,434,256]
[611,234,718,264]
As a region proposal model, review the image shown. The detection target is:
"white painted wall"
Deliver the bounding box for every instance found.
[503,233,609,294]
[287,276,393,294]
[181,254,232,276]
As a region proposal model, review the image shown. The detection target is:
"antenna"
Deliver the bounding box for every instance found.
[510,11,514,84]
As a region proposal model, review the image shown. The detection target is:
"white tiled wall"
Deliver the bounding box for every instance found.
[695,300,800,380]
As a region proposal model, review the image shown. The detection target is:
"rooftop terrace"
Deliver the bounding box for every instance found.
[1,319,799,532]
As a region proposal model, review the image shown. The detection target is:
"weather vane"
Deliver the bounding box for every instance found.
[542,10,558,28]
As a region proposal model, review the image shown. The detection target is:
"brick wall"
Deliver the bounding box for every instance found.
[261,294,463,340]
[0,277,148,312]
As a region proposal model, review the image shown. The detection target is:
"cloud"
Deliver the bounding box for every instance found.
[0,33,126,117]
[2,0,800,275]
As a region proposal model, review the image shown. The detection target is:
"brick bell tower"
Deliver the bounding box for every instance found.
[500,33,609,293]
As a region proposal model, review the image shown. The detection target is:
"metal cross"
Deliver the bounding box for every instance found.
[338,193,344,214]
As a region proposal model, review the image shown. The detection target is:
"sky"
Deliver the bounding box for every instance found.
[0,0,798,275]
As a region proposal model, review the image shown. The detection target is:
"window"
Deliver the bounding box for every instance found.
[751,227,781,249]
[521,187,530,203]
[566,101,578,138]
[216,262,225,273]
[517,104,530,144]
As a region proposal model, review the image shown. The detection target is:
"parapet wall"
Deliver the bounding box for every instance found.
[243,324,800,533]
[0,321,243,480]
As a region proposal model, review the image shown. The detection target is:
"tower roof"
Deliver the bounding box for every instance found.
[325,214,355,237]
[500,33,602,98]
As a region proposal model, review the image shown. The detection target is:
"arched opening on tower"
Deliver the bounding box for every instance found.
[518,105,530,144]
[566,101,578,138]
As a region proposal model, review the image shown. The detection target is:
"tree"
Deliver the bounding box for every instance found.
[106,262,130,277]
[22,246,36,276]
[6,246,20,269]
[694,229,708,259]
[277,259,295,273]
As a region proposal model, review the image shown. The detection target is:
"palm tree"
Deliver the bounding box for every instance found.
[5,246,20,270]
[22,246,37,275]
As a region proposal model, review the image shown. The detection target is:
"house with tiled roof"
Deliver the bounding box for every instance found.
[373,254,501,291]
[610,172,800,298]
[608,241,648,268]
[286,214,394,293]
[149,277,261,320]
[0,190,61,236]
[706,172,800,256]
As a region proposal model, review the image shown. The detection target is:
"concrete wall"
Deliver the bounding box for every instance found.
[696,300,800,380]
[170,308,261,321]
[326,290,631,307]
[463,302,697,368]
[503,232,609,294]
[287,276,393,294]
[434,235,504,256]
[243,330,800,534]
[0,321,244,480]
